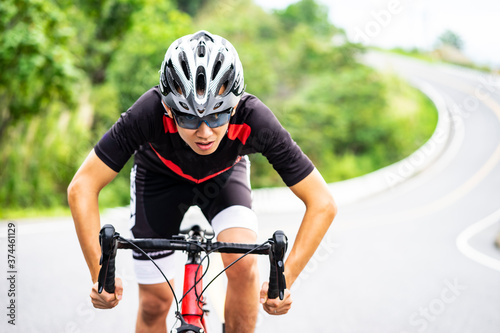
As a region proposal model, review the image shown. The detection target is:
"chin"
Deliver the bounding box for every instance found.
[193,145,218,155]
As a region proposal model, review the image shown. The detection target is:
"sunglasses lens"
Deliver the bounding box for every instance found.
[207,111,231,127]
[174,110,231,129]
[174,113,199,129]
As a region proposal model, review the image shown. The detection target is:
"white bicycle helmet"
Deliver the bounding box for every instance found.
[159,30,245,117]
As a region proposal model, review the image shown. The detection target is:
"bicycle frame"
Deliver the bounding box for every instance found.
[180,239,207,331]
[98,224,287,333]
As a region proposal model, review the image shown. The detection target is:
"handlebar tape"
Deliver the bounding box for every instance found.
[268,230,288,300]
[98,224,118,294]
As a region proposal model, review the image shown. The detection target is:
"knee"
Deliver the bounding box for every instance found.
[138,285,172,323]
[223,253,259,283]
[217,228,259,284]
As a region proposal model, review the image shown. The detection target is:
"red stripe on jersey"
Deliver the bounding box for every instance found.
[227,123,251,145]
[163,115,178,133]
[149,144,242,184]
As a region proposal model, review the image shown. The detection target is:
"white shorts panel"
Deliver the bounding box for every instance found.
[133,253,176,285]
[211,205,258,240]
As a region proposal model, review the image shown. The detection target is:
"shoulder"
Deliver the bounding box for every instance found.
[119,86,164,127]
[128,86,164,113]
[236,93,270,113]
[110,86,165,139]
[233,93,276,126]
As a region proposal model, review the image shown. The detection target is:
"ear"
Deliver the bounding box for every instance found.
[162,101,174,118]
[231,102,239,117]
[165,107,174,118]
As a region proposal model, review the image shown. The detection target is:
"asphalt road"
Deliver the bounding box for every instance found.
[1,53,499,333]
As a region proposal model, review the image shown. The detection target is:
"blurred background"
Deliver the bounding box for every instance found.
[258,0,500,68]
[0,0,455,218]
[2,1,500,332]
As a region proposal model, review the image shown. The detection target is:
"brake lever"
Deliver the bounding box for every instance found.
[268,230,288,300]
[98,224,118,294]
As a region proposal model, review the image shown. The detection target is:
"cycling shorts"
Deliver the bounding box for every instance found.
[129,156,258,284]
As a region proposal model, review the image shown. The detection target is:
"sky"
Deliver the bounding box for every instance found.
[254,0,500,68]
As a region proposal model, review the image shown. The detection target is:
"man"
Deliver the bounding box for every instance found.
[68,30,337,333]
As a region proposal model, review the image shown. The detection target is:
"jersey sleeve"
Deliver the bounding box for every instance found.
[244,95,315,187]
[94,87,164,172]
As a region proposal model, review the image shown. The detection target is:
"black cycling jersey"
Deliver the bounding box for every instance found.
[95,86,314,187]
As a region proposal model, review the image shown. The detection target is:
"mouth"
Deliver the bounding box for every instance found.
[195,141,215,151]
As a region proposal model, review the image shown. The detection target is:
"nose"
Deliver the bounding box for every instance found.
[196,121,213,138]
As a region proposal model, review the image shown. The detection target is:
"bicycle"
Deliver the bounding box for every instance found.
[97,224,288,333]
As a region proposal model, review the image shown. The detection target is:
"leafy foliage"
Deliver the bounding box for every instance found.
[0,0,437,216]
[109,0,192,112]
[0,0,80,141]
[437,30,464,50]
[273,0,334,37]
[193,0,435,187]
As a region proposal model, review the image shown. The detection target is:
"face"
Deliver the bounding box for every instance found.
[166,107,232,155]
[177,121,229,155]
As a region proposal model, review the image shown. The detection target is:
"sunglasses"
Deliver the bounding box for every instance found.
[171,108,232,129]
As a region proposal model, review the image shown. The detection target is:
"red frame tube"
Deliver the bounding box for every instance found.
[181,263,206,330]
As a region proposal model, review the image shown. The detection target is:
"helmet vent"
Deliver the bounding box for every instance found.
[196,66,206,97]
[197,43,206,57]
[212,61,222,80]
[212,53,224,80]
[220,81,229,95]
[173,79,182,95]
[179,52,190,79]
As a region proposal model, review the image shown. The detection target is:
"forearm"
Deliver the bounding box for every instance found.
[284,201,336,287]
[67,149,118,283]
[68,182,103,283]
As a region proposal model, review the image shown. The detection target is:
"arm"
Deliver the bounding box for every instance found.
[284,168,337,286]
[260,168,337,314]
[67,149,123,308]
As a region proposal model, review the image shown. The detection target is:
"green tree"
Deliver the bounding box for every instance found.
[0,0,79,142]
[274,0,334,37]
[108,0,192,112]
[437,30,464,50]
[57,0,143,84]
[0,0,437,215]
[174,0,208,15]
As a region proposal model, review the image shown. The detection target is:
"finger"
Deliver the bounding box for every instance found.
[115,277,123,300]
[263,303,280,315]
[90,285,120,309]
[260,281,269,304]
[91,295,119,309]
[263,289,293,315]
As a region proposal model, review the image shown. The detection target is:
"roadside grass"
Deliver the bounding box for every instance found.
[378,47,494,73]
[1,206,72,220]
[320,73,438,183]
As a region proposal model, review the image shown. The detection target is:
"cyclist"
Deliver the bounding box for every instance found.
[68,30,337,333]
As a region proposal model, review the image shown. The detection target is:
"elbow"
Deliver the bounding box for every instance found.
[67,178,78,208]
[314,193,337,225]
[67,177,88,209]
[325,195,338,224]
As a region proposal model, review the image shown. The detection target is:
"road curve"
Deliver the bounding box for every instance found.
[1,53,499,333]
[257,52,500,333]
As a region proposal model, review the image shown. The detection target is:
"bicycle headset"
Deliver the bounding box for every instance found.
[159,30,245,129]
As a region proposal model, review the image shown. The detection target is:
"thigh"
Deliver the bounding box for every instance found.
[130,164,196,283]
[200,156,254,229]
[131,164,195,239]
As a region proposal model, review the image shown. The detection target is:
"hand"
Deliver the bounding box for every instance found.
[259,281,292,315]
[90,277,123,309]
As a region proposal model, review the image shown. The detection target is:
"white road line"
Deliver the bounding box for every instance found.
[456,208,500,272]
